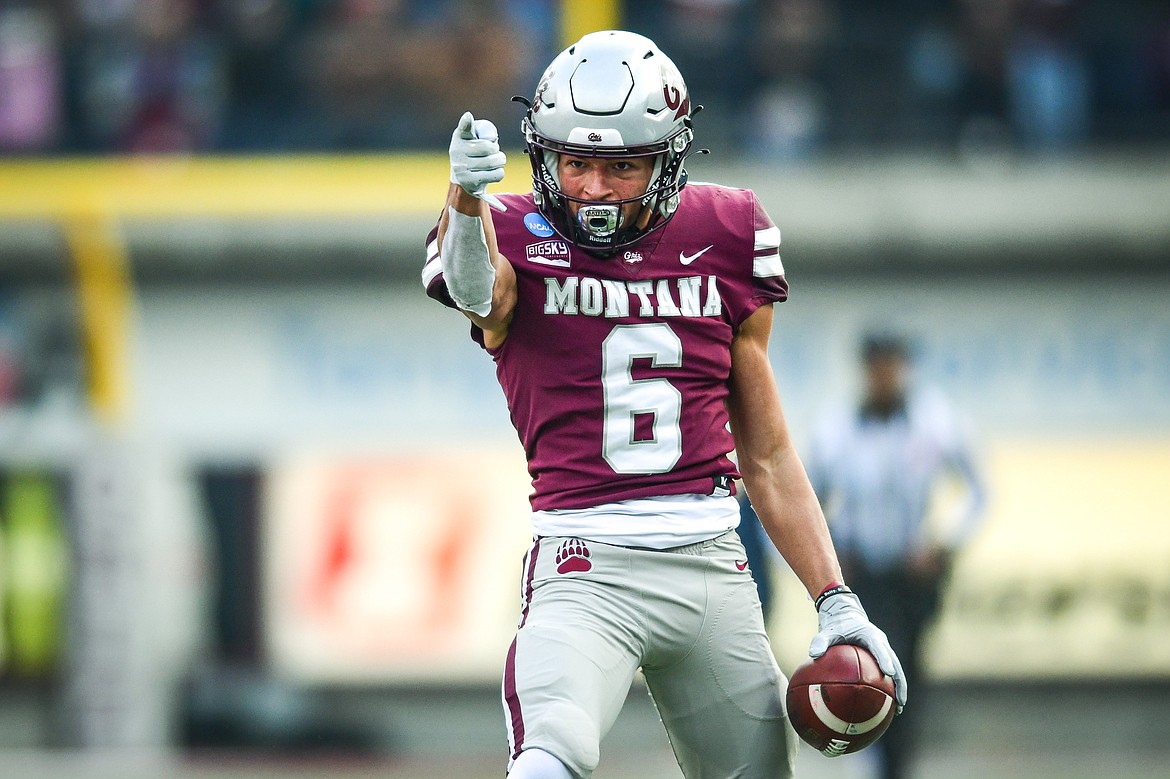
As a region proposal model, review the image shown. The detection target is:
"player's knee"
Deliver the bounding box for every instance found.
[508,747,576,778]
[517,702,600,777]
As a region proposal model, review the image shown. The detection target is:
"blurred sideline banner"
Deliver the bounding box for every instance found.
[770,438,1170,681]
[927,438,1170,680]
[263,447,532,683]
[260,437,1169,685]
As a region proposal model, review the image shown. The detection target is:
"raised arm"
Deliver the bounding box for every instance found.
[437,112,518,347]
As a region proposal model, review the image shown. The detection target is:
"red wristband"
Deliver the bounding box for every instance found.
[814,582,852,612]
[817,581,845,599]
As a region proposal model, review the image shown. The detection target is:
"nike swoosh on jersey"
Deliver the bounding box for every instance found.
[679,245,714,265]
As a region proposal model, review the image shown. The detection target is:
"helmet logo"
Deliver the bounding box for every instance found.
[587,132,603,143]
[533,78,550,111]
[663,83,690,120]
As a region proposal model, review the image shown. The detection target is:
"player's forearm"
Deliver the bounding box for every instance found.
[727,307,841,597]
[742,450,843,599]
[447,181,489,217]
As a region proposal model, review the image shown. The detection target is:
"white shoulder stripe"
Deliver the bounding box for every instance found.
[754,226,781,251]
[421,254,442,287]
[753,253,785,278]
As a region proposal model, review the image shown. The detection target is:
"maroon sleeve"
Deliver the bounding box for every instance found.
[748,192,788,309]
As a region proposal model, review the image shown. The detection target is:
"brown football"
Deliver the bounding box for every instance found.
[785,643,896,757]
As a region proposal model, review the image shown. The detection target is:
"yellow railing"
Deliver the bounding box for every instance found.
[0,155,529,219]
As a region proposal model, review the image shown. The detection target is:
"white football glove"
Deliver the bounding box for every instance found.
[449,111,506,212]
[810,587,908,712]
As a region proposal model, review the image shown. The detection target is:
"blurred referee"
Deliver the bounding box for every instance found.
[806,333,988,779]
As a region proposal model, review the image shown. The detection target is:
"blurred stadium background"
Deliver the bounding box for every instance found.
[0,0,1168,777]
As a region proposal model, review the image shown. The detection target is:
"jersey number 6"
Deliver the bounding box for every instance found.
[601,323,684,474]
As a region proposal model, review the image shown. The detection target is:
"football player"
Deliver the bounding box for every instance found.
[422,30,906,779]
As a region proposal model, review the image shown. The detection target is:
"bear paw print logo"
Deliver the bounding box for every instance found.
[555,538,593,574]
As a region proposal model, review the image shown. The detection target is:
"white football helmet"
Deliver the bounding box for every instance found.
[519,30,700,255]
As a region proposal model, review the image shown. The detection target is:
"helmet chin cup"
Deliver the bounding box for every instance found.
[578,204,621,238]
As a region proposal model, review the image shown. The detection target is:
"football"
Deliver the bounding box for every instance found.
[785,643,896,757]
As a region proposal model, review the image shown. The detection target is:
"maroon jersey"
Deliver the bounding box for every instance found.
[423,183,788,511]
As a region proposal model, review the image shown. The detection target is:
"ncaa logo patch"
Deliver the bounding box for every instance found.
[524,212,555,237]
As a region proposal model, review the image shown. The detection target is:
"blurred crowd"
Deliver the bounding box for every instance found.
[0,0,1168,159]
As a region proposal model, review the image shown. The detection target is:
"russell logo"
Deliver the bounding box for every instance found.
[524,212,555,237]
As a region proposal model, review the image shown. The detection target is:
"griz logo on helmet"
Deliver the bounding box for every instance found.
[663,83,690,120]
